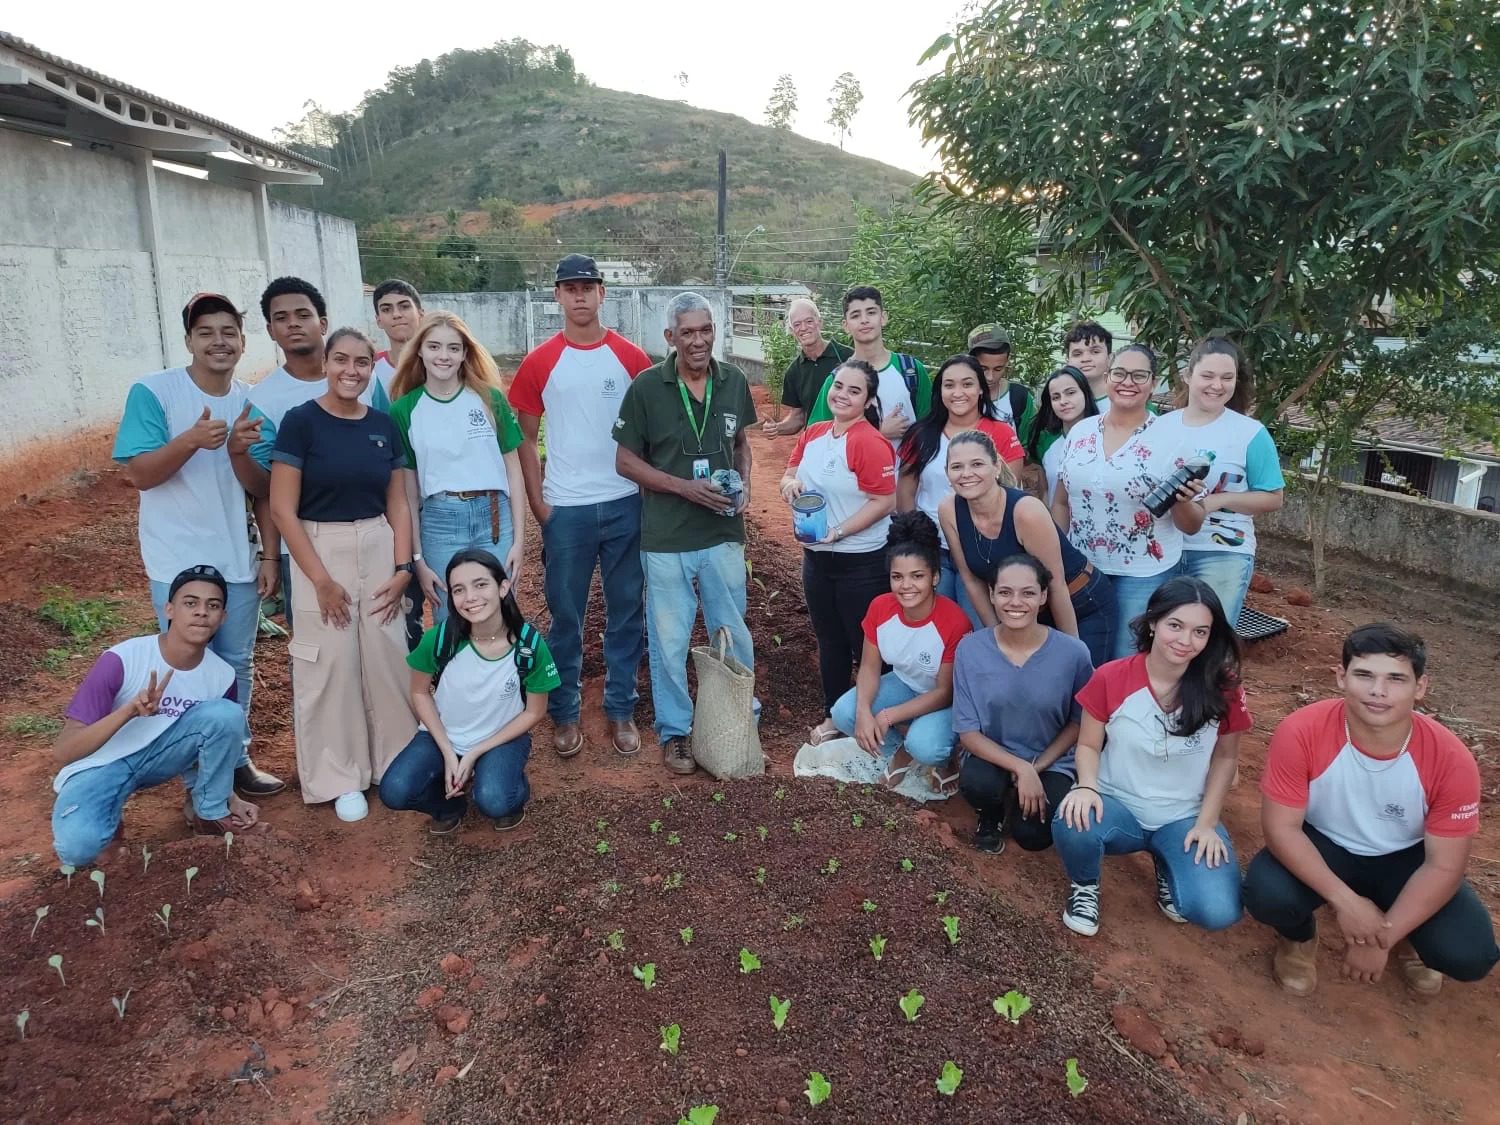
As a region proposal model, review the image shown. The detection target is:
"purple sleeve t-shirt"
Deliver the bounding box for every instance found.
[951,627,1094,777]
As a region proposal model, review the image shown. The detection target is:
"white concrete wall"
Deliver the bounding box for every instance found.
[0,127,362,456]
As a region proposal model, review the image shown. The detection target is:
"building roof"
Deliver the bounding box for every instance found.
[0,30,329,183]
[1284,404,1500,465]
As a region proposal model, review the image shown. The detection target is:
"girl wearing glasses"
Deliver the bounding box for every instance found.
[1051,577,1250,937]
[1149,337,1284,625]
[1052,345,1205,660]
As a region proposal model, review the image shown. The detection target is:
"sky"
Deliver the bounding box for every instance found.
[8,1,964,175]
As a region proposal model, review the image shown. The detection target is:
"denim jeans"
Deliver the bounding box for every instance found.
[52,697,244,866]
[1051,793,1243,931]
[1182,550,1254,628]
[541,495,645,724]
[937,550,981,630]
[1104,563,1185,660]
[420,492,516,625]
[643,542,753,740]
[378,728,532,821]
[150,579,255,761]
[1039,565,1113,669]
[830,671,956,766]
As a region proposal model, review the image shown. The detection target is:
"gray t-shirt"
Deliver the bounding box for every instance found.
[951,627,1094,777]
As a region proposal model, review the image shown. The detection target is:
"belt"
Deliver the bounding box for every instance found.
[1066,562,1095,596]
[442,490,502,545]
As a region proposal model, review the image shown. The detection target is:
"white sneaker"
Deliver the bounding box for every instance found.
[334,791,369,822]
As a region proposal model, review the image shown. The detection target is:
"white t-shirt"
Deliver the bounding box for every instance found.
[112,368,271,585]
[874,359,917,450]
[1056,414,1186,577]
[409,626,561,756]
[373,352,398,399]
[56,635,236,791]
[1042,436,1067,508]
[787,420,897,553]
[388,387,522,499]
[508,330,653,506]
[1149,408,1285,556]
[862,593,971,694]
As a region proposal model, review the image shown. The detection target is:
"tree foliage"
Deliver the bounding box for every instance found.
[826,72,864,150]
[842,203,1051,380]
[765,74,798,130]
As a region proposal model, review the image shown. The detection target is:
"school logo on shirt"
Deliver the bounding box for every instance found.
[917,651,933,666]
[1378,802,1407,822]
[368,434,388,450]
[603,376,618,395]
[501,673,520,697]
[723,412,738,437]
[468,407,487,428]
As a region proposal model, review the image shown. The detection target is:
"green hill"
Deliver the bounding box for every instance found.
[270,40,918,289]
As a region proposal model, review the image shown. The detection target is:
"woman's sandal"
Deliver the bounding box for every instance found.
[881,761,914,789]
[807,722,842,746]
[931,768,962,797]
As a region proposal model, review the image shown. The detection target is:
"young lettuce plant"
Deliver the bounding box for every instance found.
[47,954,65,986]
[942,915,960,945]
[666,832,682,847]
[868,934,887,961]
[606,930,626,952]
[769,994,791,1031]
[111,990,131,1020]
[791,819,804,835]
[60,864,74,888]
[649,820,662,834]
[659,1023,681,1056]
[677,1106,717,1125]
[1066,1057,1088,1097]
[155,904,171,934]
[935,1060,963,1096]
[821,857,840,875]
[898,988,924,1022]
[632,963,657,990]
[141,846,152,876]
[772,786,786,801]
[224,831,234,860]
[184,866,199,896]
[30,906,48,940]
[663,872,683,891]
[861,900,877,913]
[755,826,768,842]
[90,870,105,900]
[723,832,738,842]
[679,926,694,946]
[850,813,863,828]
[15,1010,28,1041]
[753,867,766,887]
[899,858,914,873]
[595,840,610,855]
[993,990,1033,1024]
[85,907,105,936]
[805,1072,831,1107]
[738,948,762,974]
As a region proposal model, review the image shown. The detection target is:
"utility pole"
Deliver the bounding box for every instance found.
[714,149,728,288]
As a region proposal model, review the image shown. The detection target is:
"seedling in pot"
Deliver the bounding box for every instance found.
[155,904,172,934]
[821,857,840,875]
[679,926,694,946]
[60,864,75,887]
[184,866,199,896]
[605,929,625,952]
[898,987,925,1022]
[47,954,65,986]
[30,906,48,940]
[85,907,105,936]
[595,840,610,855]
[935,1060,963,1096]
[678,1105,717,1125]
[752,867,766,887]
[942,915,961,945]
[805,1071,831,1107]
[860,899,877,913]
[631,962,657,990]
[769,994,791,1031]
[868,934,887,961]
[141,846,152,875]
[993,990,1033,1024]
[90,870,105,900]
[111,990,131,1020]
[1065,1057,1088,1097]
[659,1023,681,1055]
[15,1011,28,1041]
[738,947,762,974]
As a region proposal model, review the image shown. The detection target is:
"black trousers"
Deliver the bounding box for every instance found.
[1242,824,1499,982]
[958,755,1075,851]
[801,547,888,713]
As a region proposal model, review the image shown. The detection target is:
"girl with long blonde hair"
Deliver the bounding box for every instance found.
[387,312,528,621]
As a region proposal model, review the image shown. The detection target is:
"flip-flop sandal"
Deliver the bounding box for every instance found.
[807,724,842,745]
[881,761,914,788]
[932,769,962,796]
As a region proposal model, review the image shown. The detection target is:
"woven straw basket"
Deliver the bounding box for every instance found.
[689,626,764,780]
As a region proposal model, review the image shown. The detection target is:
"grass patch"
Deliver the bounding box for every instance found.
[5,715,62,738]
[39,588,124,645]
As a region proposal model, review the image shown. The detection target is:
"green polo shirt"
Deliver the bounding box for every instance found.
[781,339,852,414]
[613,352,756,553]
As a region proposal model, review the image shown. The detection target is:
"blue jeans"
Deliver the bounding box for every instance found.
[830,672,956,766]
[1104,563,1185,660]
[1038,565,1113,669]
[643,542,753,740]
[52,697,244,865]
[379,729,531,821]
[420,492,516,625]
[1183,550,1254,628]
[150,579,255,761]
[541,495,645,724]
[937,550,981,630]
[1051,794,1243,931]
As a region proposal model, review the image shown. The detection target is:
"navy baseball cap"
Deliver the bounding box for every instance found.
[168,564,228,601]
[555,254,604,284]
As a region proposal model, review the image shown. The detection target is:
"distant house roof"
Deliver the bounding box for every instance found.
[1284,404,1500,466]
[0,31,328,183]
[727,284,813,298]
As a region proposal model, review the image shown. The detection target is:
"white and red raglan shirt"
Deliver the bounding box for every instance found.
[1077,654,1253,830]
[862,593,971,694]
[1261,698,1480,855]
[787,418,897,553]
[507,330,652,507]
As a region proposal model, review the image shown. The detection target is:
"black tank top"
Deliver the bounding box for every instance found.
[955,487,1089,585]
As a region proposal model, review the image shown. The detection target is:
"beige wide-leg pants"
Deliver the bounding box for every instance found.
[287,516,417,804]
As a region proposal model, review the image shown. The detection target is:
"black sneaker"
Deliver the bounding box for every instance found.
[663,735,696,776]
[1063,881,1101,936]
[235,760,285,798]
[493,808,527,832]
[1154,862,1186,923]
[974,812,1005,854]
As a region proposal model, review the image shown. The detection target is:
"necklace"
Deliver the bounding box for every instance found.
[1344,717,1413,772]
[968,493,1007,568]
[473,626,506,644]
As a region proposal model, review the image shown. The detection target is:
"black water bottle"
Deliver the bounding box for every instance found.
[1144,453,1215,518]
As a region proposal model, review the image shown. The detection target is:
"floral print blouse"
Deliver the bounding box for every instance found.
[1056,414,1187,577]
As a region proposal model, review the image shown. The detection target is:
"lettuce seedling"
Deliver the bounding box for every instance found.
[738,948,762,974]
[184,866,198,896]
[30,906,48,940]
[15,1010,28,1041]
[753,867,766,886]
[772,787,786,801]
[850,813,863,828]
[942,915,960,945]
[47,954,65,986]
[862,785,873,797]
[606,930,625,951]
[723,832,738,842]
[935,1060,963,1096]
[869,935,886,961]
[85,907,105,935]
[662,796,674,809]
[769,994,791,1031]
[712,791,725,804]
[679,926,694,946]
[666,832,682,847]
[141,846,152,875]
[993,990,1032,1024]
[595,818,609,832]
[898,988,924,1022]
[155,904,171,934]
[90,870,105,900]
[782,913,806,930]
[224,831,234,859]
[791,820,804,835]
[805,1072,831,1106]
[650,820,662,834]
[836,782,847,795]
[111,990,131,1020]
[595,840,610,855]
[60,864,74,887]
[659,1023,681,1055]
[883,818,898,831]
[932,890,950,905]
[861,900,877,913]
[663,872,683,891]
[899,858,914,873]
[677,1106,717,1125]
[604,880,621,893]
[1065,1057,1088,1097]
[821,857,840,875]
[755,825,768,842]
[632,963,657,990]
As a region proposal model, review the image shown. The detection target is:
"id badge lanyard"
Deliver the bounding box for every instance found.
[678,376,714,452]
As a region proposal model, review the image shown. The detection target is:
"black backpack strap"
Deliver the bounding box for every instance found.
[1009,383,1028,425]
[514,620,539,701]
[895,352,918,400]
[431,619,456,686]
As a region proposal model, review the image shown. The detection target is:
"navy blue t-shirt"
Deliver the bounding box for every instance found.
[271,400,405,522]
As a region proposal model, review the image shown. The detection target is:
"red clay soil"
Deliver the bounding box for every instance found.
[0,407,1495,1123]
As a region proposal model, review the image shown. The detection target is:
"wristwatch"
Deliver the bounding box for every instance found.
[395,561,415,575]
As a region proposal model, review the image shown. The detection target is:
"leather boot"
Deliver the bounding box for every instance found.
[1395,940,1443,995]
[1272,936,1318,995]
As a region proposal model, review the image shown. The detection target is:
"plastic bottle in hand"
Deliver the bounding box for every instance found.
[1144,453,1215,518]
